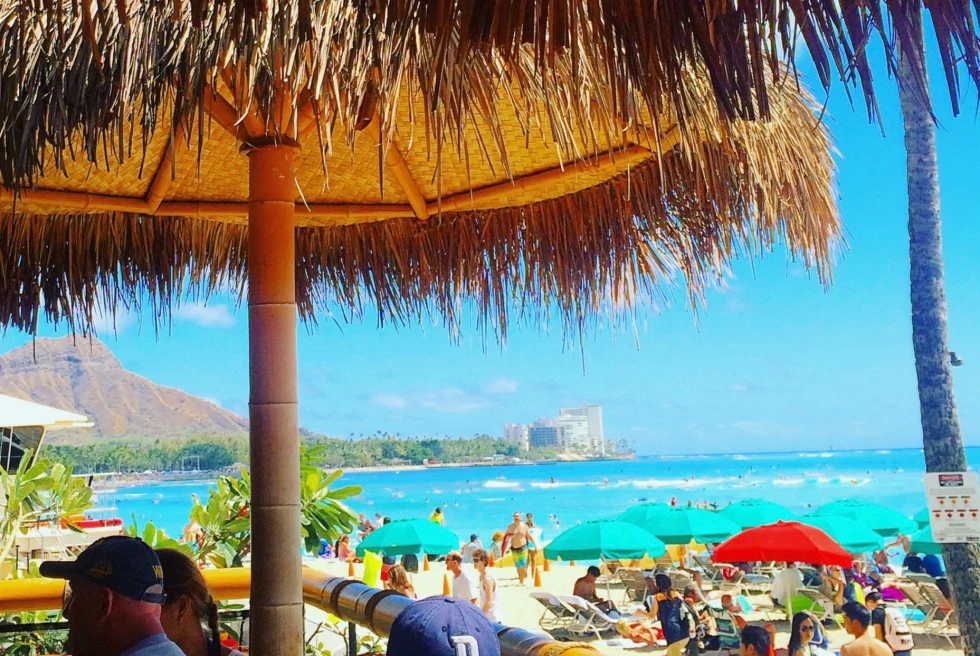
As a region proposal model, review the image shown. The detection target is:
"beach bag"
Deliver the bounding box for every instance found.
[656,592,690,645]
[883,607,915,652]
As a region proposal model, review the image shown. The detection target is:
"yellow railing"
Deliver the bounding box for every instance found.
[0,567,597,656]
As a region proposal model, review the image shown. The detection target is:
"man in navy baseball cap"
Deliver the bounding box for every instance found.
[387,596,501,656]
[40,536,184,656]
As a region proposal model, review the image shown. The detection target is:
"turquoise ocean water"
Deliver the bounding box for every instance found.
[115,447,979,550]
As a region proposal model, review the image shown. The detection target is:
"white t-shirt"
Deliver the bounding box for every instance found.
[771,567,803,603]
[452,570,477,602]
[461,540,482,563]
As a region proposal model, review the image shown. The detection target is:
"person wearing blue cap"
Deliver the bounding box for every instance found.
[387,596,501,656]
[40,535,185,656]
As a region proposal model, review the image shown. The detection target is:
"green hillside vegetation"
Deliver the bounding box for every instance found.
[44,433,558,473]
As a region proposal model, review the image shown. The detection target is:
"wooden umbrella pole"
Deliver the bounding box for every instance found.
[246,140,303,656]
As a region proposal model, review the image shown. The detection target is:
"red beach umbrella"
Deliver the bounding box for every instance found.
[711,521,853,567]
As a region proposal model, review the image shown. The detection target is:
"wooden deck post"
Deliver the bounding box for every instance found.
[247,141,303,656]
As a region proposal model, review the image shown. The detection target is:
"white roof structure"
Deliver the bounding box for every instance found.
[0,394,93,431]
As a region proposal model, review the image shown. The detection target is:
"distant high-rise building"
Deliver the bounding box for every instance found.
[504,423,530,451]
[556,413,590,452]
[559,404,605,455]
[528,418,562,449]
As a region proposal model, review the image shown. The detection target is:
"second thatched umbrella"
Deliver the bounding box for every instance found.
[0,5,841,655]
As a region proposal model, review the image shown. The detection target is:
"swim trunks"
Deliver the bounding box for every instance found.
[511,545,528,569]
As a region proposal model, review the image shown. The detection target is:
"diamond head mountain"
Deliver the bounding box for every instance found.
[0,336,247,442]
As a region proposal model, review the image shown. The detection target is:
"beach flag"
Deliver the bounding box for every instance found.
[442,573,451,595]
[543,558,550,572]
[423,554,430,571]
[488,551,495,567]
[534,567,542,587]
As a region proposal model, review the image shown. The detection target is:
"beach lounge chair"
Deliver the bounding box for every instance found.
[618,568,651,605]
[655,553,677,569]
[668,568,694,591]
[691,553,727,584]
[796,589,844,630]
[895,582,933,624]
[529,591,577,633]
[930,608,961,648]
[703,605,741,654]
[559,595,620,639]
[916,581,954,628]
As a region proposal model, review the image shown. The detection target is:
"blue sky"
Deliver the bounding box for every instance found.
[2,44,979,455]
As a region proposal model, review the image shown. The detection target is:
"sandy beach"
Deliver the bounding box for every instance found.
[304,559,963,656]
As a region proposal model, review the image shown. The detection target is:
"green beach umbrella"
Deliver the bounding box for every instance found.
[355,519,460,557]
[801,515,885,554]
[543,520,667,561]
[720,499,796,529]
[622,506,740,545]
[914,508,931,529]
[617,503,672,528]
[811,499,917,537]
[910,526,943,555]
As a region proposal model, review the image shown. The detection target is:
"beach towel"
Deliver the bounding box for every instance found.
[362,550,383,588]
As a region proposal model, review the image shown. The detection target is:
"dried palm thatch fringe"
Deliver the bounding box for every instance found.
[0,0,841,340]
[0,106,838,340]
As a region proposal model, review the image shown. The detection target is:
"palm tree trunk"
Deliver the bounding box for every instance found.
[898,12,980,654]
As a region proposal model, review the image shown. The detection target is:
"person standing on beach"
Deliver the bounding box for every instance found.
[841,602,892,656]
[525,513,539,570]
[446,551,477,605]
[473,548,503,622]
[503,512,531,585]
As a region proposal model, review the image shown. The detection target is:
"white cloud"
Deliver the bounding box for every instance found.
[371,394,408,410]
[175,302,236,328]
[420,388,491,413]
[92,305,137,337]
[483,377,518,395]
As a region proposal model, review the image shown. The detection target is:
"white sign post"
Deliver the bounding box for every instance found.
[924,472,980,544]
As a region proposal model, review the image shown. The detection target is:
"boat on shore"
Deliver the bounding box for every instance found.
[1,395,124,574]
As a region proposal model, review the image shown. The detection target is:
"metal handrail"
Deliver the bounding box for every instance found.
[0,567,598,655]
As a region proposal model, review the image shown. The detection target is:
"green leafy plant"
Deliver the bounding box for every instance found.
[0,453,93,573]
[125,514,193,554]
[307,615,387,656]
[299,445,361,554]
[189,446,360,568]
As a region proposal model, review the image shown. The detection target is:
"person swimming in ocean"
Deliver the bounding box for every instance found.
[550,476,556,484]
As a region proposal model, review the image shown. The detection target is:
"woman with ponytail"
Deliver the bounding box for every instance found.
[156,548,247,656]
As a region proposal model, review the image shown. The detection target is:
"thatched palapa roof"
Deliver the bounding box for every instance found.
[0,0,852,339]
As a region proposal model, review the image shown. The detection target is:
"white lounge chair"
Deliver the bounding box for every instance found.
[559,595,622,639]
[529,591,577,633]
[618,568,651,605]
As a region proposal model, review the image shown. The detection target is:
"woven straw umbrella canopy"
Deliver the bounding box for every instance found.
[0,2,864,654]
